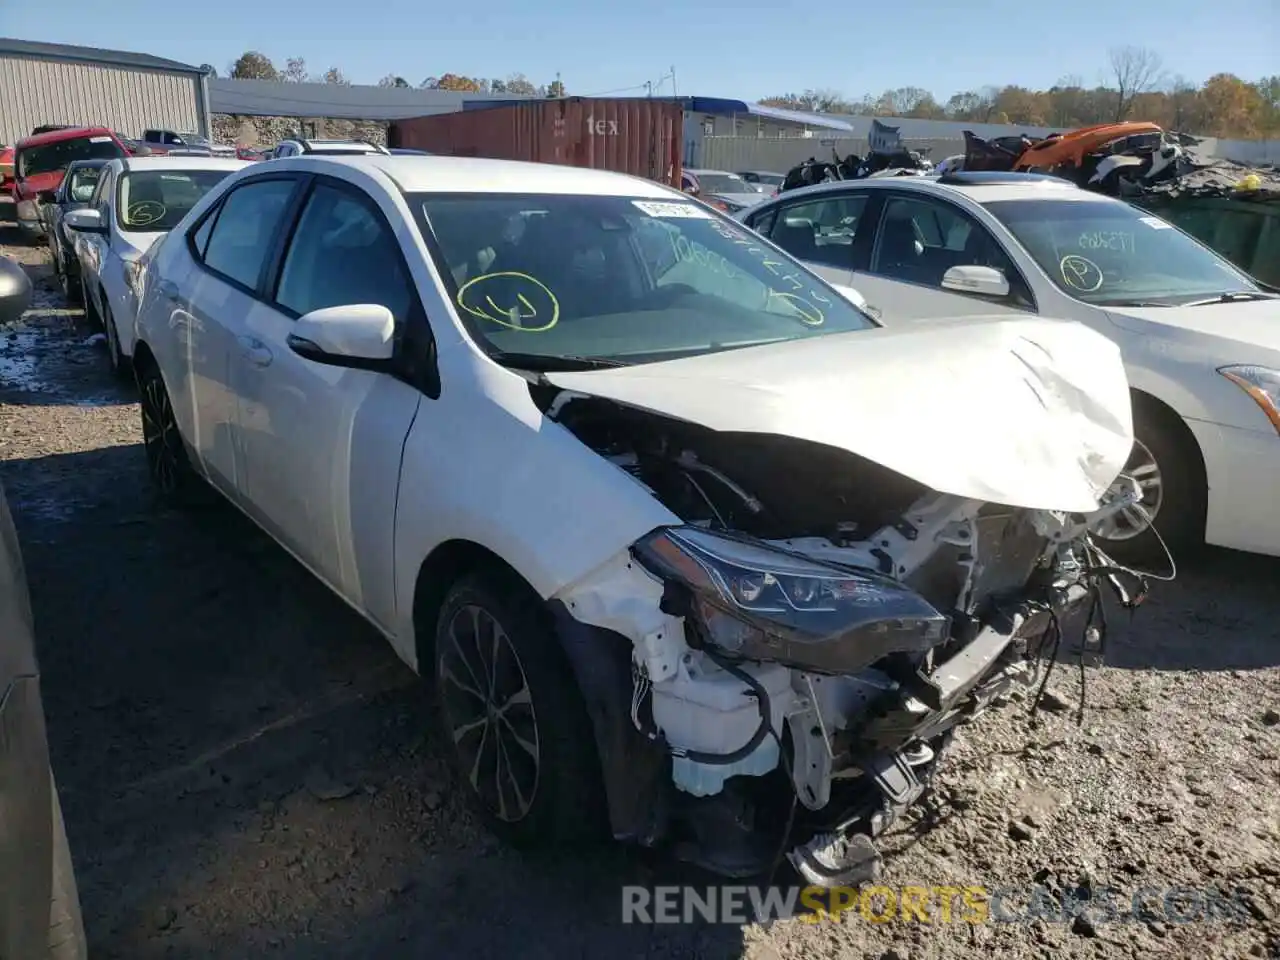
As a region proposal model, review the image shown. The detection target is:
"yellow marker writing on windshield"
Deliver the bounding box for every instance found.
[767,290,825,326]
[456,271,560,332]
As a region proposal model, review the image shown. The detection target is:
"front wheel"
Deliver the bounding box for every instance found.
[433,572,606,848]
[1091,410,1203,566]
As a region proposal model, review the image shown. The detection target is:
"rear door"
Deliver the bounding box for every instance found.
[173,173,304,497]
[745,189,875,290]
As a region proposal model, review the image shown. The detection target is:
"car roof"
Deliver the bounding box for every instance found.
[16,126,117,148]
[274,154,680,198]
[761,173,1117,208]
[685,168,737,176]
[117,156,251,173]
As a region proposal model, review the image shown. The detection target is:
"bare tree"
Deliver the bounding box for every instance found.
[282,57,309,83]
[1108,46,1162,121]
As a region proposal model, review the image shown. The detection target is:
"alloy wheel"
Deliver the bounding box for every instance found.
[140,374,180,493]
[1092,438,1164,542]
[438,604,541,823]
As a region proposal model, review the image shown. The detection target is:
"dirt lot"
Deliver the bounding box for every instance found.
[2,204,1278,960]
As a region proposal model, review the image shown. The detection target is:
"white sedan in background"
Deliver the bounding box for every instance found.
[64,155,248,375]
[739,172,1280,561]
[128,153,1147,884]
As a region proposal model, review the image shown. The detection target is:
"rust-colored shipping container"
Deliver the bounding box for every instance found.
[389,97,683,187]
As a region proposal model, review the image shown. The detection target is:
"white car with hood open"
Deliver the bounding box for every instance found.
[131,154,1152,883]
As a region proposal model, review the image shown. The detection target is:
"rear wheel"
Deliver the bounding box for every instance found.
[138,360,207,507]
[101,299,131,380]
[433,572,606,847]
[1091,407,1203,566]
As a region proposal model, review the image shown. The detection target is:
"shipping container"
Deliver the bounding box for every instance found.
[389,98,683,187]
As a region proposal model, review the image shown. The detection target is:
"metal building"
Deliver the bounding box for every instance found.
[0,38,211,146]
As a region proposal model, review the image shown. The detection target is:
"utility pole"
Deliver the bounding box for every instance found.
[645,80,653,97]
[670,66,678,99]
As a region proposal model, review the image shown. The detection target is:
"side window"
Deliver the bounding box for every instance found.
[274,182,413,321]
[164,132,183,146]
[873,195,1022,293]
[200,179,297,291]
[767,194,868,269]
[190,203,219,259]
[745,207,777,237]
[90,170,113,209]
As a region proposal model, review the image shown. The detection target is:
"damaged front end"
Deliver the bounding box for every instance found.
[549,393,1152,886]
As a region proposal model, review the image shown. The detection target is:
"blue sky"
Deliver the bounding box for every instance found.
[6,0,1276,101]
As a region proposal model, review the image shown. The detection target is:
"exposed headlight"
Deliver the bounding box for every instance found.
[1218,365,1280,435]
[632,527,948,675]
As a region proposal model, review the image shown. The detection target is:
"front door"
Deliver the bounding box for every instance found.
[230,176,423,622]
[852,191,1033,323]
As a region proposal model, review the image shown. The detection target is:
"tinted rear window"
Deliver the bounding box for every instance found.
[18,136,125,178]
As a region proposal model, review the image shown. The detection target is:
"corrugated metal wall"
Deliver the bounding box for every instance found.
[697,136,966,172]
[0,56,202,146]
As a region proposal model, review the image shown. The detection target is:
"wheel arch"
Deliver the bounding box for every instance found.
[1130,387,1208,531]
[409,538,667,841]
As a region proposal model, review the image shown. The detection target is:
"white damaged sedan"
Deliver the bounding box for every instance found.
[132,155,1152,882]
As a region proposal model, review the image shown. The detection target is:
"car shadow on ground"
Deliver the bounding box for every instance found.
[1095,545,1280,672]
[5,443,747,959]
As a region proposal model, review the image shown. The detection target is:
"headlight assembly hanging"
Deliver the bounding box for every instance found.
[632,526,949,675]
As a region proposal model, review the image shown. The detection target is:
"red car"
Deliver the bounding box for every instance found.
[11,126,128,239]
[0,145,13,193]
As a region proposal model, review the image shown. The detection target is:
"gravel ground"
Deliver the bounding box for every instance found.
[2,204,1278,960]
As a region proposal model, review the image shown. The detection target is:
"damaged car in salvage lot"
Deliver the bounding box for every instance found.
[131,154,1152,883]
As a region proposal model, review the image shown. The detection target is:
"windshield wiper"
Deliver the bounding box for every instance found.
[489,351,629,372]
[1095,299,1174,308]
[1184,291,1278,306]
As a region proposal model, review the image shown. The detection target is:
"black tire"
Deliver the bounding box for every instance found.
[101,299,131,380]
[48,777,87,960]
[1092,407,1204,567]
[433,571,606,848]
[137,359,209,507]
[78,278,100,330]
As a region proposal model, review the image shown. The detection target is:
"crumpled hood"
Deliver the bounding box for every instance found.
[546,316,1134,513]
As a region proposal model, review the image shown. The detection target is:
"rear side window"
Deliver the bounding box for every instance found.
[198,179,297,291]
[768,195,869,269]
[275,182,413,321]
[18,136,125,178]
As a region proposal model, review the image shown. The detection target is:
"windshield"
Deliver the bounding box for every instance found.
[983,198,1259,305]
[414,192,876,367]
[696,173,755,195]
[65,166,102,202]
[18,135,125,178]
[117,169,232,232]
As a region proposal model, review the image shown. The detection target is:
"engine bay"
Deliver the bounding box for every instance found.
[544,388,1149,882]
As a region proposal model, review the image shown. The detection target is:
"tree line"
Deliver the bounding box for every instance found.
[225,52,566,99]
[762,48,1278,141]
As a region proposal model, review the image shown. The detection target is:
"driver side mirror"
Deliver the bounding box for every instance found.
[63,208,107,233]
[941,264,1011,299]
[286,304,397,372]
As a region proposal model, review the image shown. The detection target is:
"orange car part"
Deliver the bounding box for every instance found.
[1014,122,1164,172]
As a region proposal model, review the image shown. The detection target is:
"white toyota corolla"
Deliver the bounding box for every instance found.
[132,154,1151,883]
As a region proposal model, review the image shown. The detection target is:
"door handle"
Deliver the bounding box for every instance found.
[237,335,273,368]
